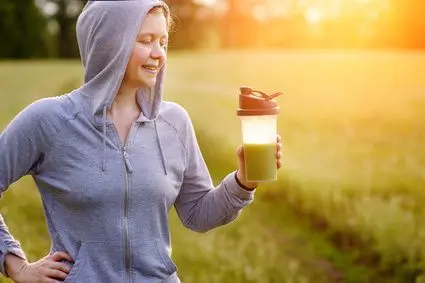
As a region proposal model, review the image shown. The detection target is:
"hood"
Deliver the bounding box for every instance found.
[76,0,169,124]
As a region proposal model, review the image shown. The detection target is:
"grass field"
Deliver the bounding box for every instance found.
[0,50,424,282]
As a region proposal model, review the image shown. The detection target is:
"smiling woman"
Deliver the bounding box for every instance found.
[110,6,169,146]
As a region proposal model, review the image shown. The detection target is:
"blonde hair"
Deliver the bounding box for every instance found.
[149,6,174,32]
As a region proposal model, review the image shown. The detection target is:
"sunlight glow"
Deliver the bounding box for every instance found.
[305,8,322,25]
[262,0,389,20]
[193,0,216,6]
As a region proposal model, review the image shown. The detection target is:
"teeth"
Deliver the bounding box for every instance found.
[143,65,158,70]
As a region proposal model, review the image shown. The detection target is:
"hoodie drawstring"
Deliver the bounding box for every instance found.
[154,120,168,175]
[102,106,107,171]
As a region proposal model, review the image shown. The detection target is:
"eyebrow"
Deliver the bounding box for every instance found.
[137,32,168,39]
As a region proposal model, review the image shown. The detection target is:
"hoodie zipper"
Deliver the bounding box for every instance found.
[123,145,132,283]
[112,124,134,283]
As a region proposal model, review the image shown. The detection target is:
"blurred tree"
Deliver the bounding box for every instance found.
[2,0,425,59]
[0,0,49,58]
[164,0,219,49]
[220,0,261,48]
[49,0,87,58]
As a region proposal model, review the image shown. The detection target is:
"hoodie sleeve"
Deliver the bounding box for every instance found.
[0,98,58,276]
[174,111,255,233]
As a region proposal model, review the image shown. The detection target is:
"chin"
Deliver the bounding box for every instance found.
[139,75,156,87]
[144,80,156,88]
[133,79,155,89]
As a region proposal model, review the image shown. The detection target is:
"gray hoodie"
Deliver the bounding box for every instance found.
[0,1,255,282]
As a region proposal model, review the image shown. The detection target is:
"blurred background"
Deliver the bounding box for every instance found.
[1,0,425,58]
[0,0,425,282]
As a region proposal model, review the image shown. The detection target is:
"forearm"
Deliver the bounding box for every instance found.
[0,214,27,277]
[5,253,27,279]
[176,172,255,232]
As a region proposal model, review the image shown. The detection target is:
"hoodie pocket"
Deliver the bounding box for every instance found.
[155,240,177,275]
[63,243,85,283]
[132,239,177,280]
[63,241,122,283]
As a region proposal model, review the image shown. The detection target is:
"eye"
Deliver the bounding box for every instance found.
[140,39,151,45]
[160,40,167,48]
[138,36,152,45]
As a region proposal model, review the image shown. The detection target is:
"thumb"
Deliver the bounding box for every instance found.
[237,145,244,158]
[236,145,245,168]
[236,145,246,173]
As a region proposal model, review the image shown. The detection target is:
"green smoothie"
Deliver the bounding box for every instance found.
[243,143,277,182]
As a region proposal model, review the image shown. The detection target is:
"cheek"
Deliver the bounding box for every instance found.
[159,58,166,70]
[159,52,167,67]
[129,46,149,66]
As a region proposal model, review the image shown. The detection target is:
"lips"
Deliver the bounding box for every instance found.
[142,65,159,75]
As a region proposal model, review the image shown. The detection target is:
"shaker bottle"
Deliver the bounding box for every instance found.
[237,86,282,182]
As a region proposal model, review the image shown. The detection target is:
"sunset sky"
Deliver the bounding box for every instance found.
[195,0,390,22]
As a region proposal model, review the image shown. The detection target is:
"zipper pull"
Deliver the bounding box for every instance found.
[123,147,133,173]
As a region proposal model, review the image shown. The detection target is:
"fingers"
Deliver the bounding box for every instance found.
[276,150,282,159]
[276,149,282,169]
[277,159,282,169]
[48,261,71,274]
[50,251,74,263]
[276,134,282,143]
[44,267,69,280]
[41,257,71,282]
[276,134,283,169]
[276,135,282,149]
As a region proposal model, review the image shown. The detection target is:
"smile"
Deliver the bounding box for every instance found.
[142,65,159,75]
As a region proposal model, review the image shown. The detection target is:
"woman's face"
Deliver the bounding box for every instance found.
[122,10,168,89]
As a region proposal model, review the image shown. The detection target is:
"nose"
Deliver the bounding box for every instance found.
[150,42,165,60]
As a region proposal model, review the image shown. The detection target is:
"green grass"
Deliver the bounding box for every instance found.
[165,50,425,279]
[0,50,424,282]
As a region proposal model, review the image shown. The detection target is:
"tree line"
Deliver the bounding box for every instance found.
[0,0,424,59]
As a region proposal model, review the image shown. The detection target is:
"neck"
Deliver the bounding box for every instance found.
[108,84,142,120]
[114,83,138,108]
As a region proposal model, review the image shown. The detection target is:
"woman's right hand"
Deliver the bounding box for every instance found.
[6,252,73,283]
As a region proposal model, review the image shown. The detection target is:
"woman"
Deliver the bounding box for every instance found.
[0,1,282,282]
